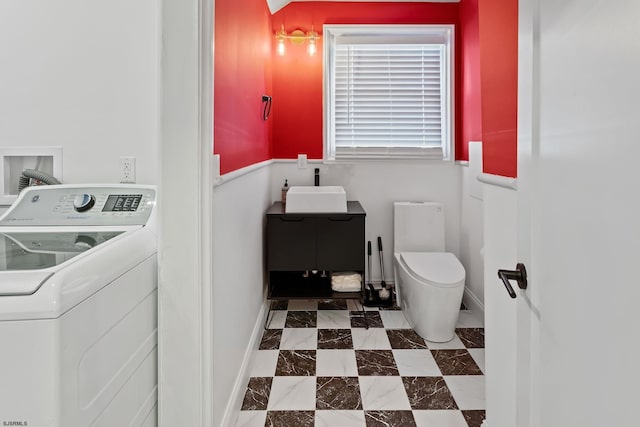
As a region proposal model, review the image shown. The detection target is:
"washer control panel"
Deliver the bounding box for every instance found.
[0,185,156,226]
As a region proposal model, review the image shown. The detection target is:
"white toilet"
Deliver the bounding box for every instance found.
[393,202,465,342]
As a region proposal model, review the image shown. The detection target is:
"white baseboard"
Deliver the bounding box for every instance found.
[463,287,485,317]
[219,301,269,427]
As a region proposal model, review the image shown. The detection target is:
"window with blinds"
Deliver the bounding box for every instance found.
[324,25,454,161]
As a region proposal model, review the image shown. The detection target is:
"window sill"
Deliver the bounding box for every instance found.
[322,157,455,165]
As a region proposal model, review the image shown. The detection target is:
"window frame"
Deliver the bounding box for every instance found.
[323,24,455,163]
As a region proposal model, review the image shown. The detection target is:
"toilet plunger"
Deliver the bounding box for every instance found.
[377,237,390,301]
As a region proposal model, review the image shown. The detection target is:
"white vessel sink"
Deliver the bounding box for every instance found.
[285,186,348,213]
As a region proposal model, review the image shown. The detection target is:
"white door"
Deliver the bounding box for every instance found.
[496,1,640,426]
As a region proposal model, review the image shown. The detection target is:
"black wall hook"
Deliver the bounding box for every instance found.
[262,94,272,120]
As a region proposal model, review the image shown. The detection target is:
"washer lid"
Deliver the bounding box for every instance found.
[0,231,123,271]
[400,252,465,286]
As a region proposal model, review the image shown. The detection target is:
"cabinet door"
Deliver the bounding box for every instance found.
[316,216,364,271]
[267,216,316,270]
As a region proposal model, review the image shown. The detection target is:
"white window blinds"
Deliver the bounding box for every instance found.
[324,25,453,161]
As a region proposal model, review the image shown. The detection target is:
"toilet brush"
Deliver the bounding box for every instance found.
[367,241,374,291]
[377,237,390,301]
[364,241,378,305]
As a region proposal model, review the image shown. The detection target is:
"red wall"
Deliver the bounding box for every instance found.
[270,2,462,160]
[459,0,482,161]
[214,0,273,174]
[478,0,518,177]
[213,0,518,177]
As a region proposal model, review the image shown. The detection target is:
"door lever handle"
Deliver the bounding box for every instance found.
[497,263,527,299]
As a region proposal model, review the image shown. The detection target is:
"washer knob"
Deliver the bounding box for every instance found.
[73,194,95,212]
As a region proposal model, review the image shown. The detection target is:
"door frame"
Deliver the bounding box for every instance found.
[514,0,535,426]
[158,0,215,425]
[482,1,539,425]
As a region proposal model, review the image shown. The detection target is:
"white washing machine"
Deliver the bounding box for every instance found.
[0,184,158,427]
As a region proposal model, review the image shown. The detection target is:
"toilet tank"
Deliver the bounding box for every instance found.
[393,202,445,253]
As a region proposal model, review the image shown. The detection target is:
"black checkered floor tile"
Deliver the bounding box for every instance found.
[236,299,485,427]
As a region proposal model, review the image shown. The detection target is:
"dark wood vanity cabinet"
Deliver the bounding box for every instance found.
[316,215,364,270]
[267,215,316,270]
[266,201,366,299]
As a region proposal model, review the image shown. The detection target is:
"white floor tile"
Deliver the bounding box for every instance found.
[413,410,468,427]
[379,310,411,329]
[426,335,465,350]
[317,310,351,328]
[392,349,441,377]
[288,299,318,311]
[267,311,286,329]
[315,410,366,427]
[468,348,485,374]
[359,376,411,410]
[455,310,484,328]
[444,375,486,410]
[280,328,318,350]
[235,410,267,427]
[268,376,317,410]
[316,349,358,377]
[249,350,279,377]
[351,328,391,350]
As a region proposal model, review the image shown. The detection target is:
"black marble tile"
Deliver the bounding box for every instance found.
[462,410,486,427]
[456,328,485,348]
[318,300,348,310]
[265,410,314,427]
[240,377,272,410]
[316,377,362,410]
[285,311,317,328]
[355,350,399,376]
[365,410,416,427]
[387,329,427,349]
[317,329,353,349]
[270,300,289,310]
[259,329,282,350]
[432,349,483,375]
[350,311,384,328]
[275,350,316,376]
[402,376,458,410]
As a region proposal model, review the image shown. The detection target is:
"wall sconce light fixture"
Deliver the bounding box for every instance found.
[276,25,320,56]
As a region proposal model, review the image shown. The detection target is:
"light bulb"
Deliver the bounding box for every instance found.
[307,28,318,57]
[276,25,286,56]
[277,37,285,56]
[308,38,316,56]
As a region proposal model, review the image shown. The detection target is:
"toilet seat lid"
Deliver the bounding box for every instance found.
[400,252,465,286]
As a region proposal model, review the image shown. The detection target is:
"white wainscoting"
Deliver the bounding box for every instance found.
[213,163,273,427]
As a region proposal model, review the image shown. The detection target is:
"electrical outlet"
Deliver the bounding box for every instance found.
[120,156,136,183]
[297,154,307,169]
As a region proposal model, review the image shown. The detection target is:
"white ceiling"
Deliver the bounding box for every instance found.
[266,0,461,15]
